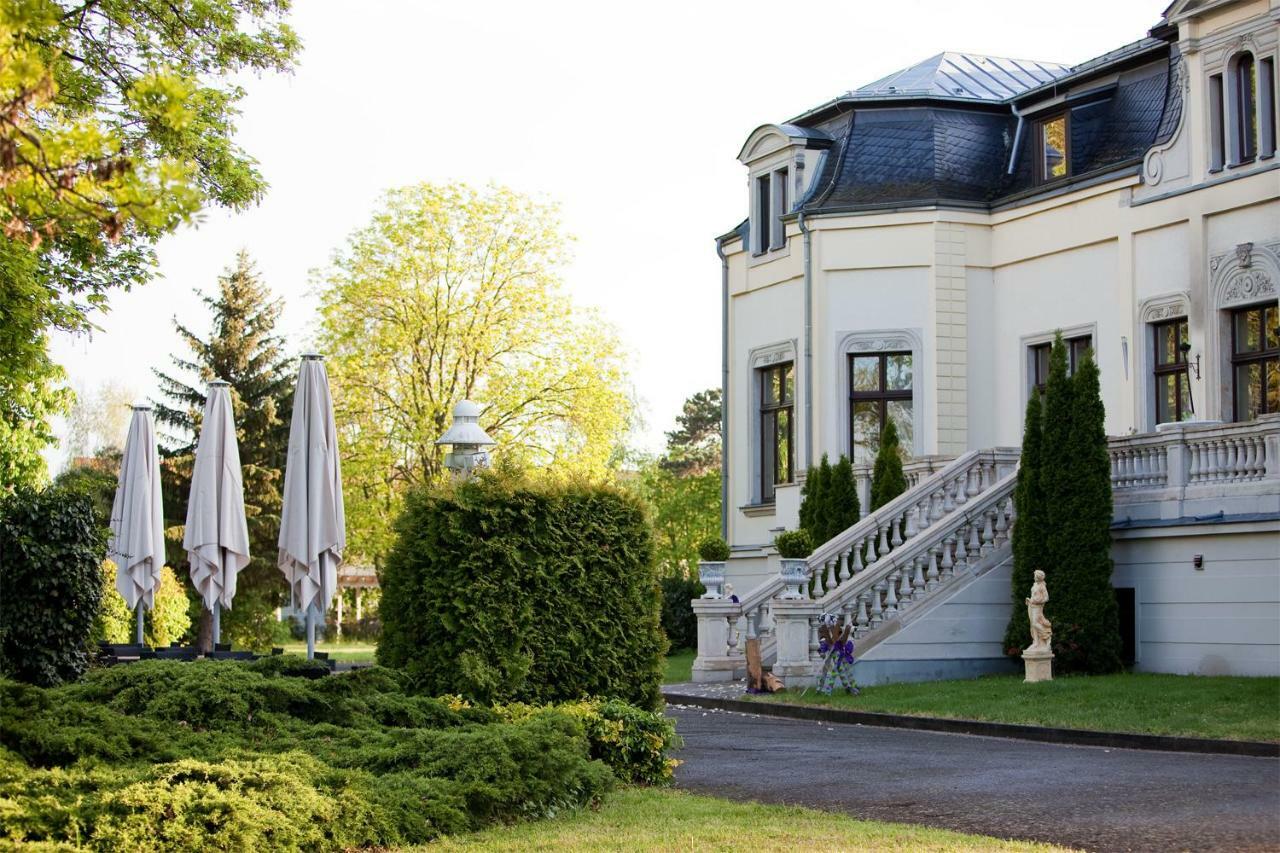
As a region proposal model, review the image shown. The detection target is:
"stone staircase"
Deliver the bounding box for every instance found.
[691,448,1020,685]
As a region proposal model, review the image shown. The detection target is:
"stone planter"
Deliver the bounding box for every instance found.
[698,561,725,598]
[778,558,809,600]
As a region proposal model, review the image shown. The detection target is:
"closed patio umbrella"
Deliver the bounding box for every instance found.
[183,380,250,648]
[108,404,166,644]
[278,354,345,658]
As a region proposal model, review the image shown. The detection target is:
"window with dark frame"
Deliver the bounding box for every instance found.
[1230,303,1280,422]
[1234,53,1258,163]
[755,173,771,255]
[1210,73,1226,170]
[771,167,788,250]
[1261,57,1277,159]
[759,361,794,503]
[849,352,913,464]
[1035,112,1069,182]
[1030,333,1093,394]
[1153,318,1192,425]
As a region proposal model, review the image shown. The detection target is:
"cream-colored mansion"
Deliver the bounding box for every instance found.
[697,0,1280,684]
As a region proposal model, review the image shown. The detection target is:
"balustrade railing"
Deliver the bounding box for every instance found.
[1110,416,1279,493]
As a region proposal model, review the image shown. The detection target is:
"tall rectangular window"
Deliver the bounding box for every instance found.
[1209,73,1226,171]
[1036,113,1068,182]
[1030,333,1092,394]
[755,173,771,255]
[849,352,913,464]
[1234,53,1258,163]
[1230,303,1280,421]
[1153,318,1192,424]
[759,361,794,502]
[770,168,788,250]
[1260,57,1277,159]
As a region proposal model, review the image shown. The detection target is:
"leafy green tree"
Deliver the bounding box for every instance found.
[629,461,719,577]
[869,420,908,512]
[0,0,299,485]
[153,252,293,650]
[1048,351,1122,673]
[316,183,633,566]
[660,389,721,477]
[1004,389,1045,657]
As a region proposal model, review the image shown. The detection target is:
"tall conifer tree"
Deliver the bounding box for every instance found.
[869,420,908,512]
[827,454,861,540]
[154,251,294,650]
[1004,389,1044,657]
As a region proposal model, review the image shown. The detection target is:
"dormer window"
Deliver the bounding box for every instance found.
[1232,52,1258,163]
[752,166,790,254]
[1035,112,1068,182]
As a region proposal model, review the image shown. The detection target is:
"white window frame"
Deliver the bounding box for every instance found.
[1020,322,1099,409]
[835,329,925,461]
[1137,292,1193,431]
[746,340,799,506]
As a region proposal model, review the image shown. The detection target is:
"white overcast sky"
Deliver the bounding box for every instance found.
[49,0,1167,468]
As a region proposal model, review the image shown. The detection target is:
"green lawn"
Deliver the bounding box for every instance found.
[423,786,1068,852]
[663,648,694,684]
[279,641,377,662]
[746,673,1280,742]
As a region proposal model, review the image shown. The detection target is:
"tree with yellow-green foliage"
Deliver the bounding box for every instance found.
[0,0,299,489]
[316,183,634,566]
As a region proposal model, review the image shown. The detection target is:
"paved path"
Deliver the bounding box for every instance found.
[668,705,1280,852]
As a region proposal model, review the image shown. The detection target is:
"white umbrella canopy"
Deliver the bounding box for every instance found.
[183,381,250,642]
[108,405,166,642]
[278,355,345,656]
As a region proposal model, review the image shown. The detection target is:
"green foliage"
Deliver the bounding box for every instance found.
[51,458,119,524]
[316,183,634,566]
[628,462,720,576]
[0,658,683,850]
[660,389,722,477]
[697,537,729,562]
[658,575,704,651]
[92,562,192,648]
[1004,390,1045,658]
[153,252,293,651]
[0,2,299,480]
[0,487,106,686]
[774,529,813,559]
[869,420,908,511]
[378,473,667,709]
[1012,335,1122,674]
[799,453,860,545]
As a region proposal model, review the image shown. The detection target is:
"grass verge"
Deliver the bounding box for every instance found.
[663,649,695,684]
[741,673,1280,742]
[279,641,377,662]
[425,786,1069,851]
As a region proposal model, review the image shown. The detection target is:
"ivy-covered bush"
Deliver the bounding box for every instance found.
[697,536,729,562]
[92,562,192,647]
[0,487,106,686]
[0,659,678,850]
[378,473,667,708]
[658,574,704,651]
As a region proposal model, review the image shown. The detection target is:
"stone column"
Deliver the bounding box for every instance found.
[691,599,741,683]
[771,599,818,686]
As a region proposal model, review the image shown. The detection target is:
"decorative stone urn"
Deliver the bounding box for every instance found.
[778,559,809,600]
[698,561,725,599]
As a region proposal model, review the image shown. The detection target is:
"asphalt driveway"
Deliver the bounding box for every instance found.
[668,705,1280,852]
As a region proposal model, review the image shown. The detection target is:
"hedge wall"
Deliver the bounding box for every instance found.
[378,474,667,709]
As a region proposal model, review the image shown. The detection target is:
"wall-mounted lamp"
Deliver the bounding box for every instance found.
[1179,341,1201,380]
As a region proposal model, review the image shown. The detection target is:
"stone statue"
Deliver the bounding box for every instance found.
[1025,570,1052,653]
[1022,570,1054,682]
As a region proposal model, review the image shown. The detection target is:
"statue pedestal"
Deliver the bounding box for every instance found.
[1022,649,1054,683]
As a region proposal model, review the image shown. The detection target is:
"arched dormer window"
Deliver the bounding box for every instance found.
[737,124,833,257]
[1222,50,1277,166]
[1229,52,1258,163]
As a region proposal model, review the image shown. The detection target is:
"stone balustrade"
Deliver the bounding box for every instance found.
[852,455,955,518]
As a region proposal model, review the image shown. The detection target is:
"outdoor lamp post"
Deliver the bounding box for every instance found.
[436,400,495,476]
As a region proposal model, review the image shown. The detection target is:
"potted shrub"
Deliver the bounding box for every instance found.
[697,536,730,599]
[774,529,813,600]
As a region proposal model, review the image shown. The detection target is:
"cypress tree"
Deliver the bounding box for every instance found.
[1004,389,1045,657]
[1052,351,1123,673]
[814,454,837,543]
[827,454,861,540]
[869,420,908,512]
[154,251,294,651]
[798,462,820,538]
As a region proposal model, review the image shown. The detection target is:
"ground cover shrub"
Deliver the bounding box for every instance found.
[0,487,106,686]
[378,472,666,708]
[0,659,676,851]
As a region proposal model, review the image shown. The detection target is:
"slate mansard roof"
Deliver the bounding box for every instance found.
[755,35,1181,221]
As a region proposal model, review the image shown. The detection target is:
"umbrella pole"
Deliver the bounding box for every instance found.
[135,604,144,645]
[212,602,221,647]
[305,605,315,659]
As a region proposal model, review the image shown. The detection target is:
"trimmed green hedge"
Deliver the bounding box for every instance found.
[659,574,703,651]
[0,659,679,850]
[0,487,106,686]
[378,474,667,708]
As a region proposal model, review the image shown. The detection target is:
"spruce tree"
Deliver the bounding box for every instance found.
[869,420,908,512]
[154,251,294,651]
[1052,351,1123,673]
[814,454,836,543]
[798,462,819,537]
[1004,389,1044,657]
